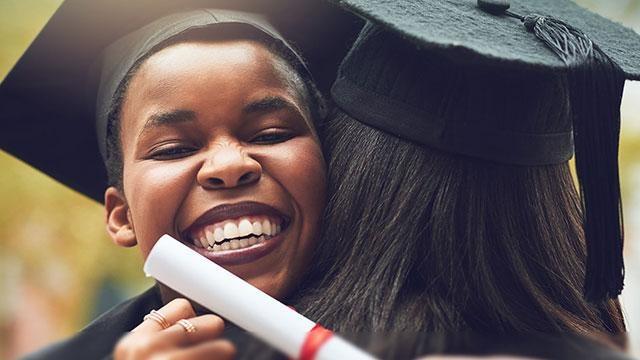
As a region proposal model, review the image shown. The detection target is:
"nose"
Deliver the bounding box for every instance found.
[197,144,261,189]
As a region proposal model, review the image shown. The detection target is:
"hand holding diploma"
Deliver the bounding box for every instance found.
[143,234,378,360]
[114,298,236,359]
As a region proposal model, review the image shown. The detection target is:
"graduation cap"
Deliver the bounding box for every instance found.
[330,0,640,302]
[0,0,362,202]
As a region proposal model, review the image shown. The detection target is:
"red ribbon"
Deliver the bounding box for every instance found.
[298,324,334,360]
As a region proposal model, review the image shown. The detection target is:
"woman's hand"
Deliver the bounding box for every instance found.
[114,298,236,359]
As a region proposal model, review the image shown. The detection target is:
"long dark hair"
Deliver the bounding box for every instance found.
[289,110,626,357]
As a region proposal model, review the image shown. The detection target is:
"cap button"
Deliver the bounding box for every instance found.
[477,0,511,15]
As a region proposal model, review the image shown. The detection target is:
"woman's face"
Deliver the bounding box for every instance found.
[105,39,326,300]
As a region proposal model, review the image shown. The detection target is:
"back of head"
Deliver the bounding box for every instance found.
[304,111,624,339]
[294,17,629,357]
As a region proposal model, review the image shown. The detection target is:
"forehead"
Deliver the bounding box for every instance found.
[131,39,289,98]
[118,39,306,135]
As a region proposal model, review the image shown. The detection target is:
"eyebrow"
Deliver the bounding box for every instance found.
[242,96,300,115]
[138,109,196,138]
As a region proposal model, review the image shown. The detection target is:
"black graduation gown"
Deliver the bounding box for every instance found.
[21,286,637,360]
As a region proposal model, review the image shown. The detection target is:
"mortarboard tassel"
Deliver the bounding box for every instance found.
[521,14,626,303]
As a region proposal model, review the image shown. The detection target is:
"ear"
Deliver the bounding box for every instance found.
[105,186,137,247]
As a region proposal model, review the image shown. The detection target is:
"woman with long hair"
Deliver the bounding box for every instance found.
[288,0,640,358]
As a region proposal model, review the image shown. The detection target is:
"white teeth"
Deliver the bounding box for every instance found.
[194,237,205,248]
[196,216,285,252]
[199,235,210,248]
[205,229,215,247]
[204,235,267,252]
[252,221,262,235]
[214,227,224,243]
[262,220,271,236]
[224,223,239,239]
[238,219,253,237]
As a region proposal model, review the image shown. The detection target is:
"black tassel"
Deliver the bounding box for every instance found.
[523,14,625,303]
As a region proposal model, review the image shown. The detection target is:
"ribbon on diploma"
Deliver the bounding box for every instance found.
[299,324,334,360]
[145,235,377,360]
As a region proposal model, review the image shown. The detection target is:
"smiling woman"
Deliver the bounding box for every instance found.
[0,1,361,359]
[288,0,640,359]
[58,23,325,360]
[104,37,326,302]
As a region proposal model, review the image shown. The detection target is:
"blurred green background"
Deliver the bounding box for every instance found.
[1,0,640,359]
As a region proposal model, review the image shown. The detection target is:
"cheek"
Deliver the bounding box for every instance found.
[123,161,197,256]
[268,137,327,233]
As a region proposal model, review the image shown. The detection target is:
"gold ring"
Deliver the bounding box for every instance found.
[177,319,197,333]
[143,309,170,329]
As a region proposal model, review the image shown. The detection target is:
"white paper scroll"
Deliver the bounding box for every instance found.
[144,234,377,360]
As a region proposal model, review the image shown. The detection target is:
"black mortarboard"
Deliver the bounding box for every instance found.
[330,0,640,302]
[0,0,362,202]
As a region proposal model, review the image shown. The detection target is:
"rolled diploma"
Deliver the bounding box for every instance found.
[144,235,377,360]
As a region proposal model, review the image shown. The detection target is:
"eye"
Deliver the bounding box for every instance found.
[148,144,197,160]
[251,129,294,145]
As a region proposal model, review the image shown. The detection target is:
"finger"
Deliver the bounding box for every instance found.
[152,314,226,347]
[132,298,197,334]
[150,339,236,360]
[115,314,224,359]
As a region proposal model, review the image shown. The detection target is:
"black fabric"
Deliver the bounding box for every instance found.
[334,0,640,80]
[332,79,573,165]
[20,286,256,360]
[329,0,640,166]
[332,22,575,165]
[518,13,626,302]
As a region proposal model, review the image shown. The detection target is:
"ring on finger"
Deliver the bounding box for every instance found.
[143,309,170,329]
[177,319,197,333]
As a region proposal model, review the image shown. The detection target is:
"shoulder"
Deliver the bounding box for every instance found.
[21,286,162,360]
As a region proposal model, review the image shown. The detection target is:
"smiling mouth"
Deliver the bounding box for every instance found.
[188,216,286,252]
[181,201,290,257]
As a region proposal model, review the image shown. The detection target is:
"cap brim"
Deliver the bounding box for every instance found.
[0,0,363,202]
[336,0,640,79]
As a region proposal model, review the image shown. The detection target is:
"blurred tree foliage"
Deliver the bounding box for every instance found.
[0,0,639,353]
[0,0,151,347]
